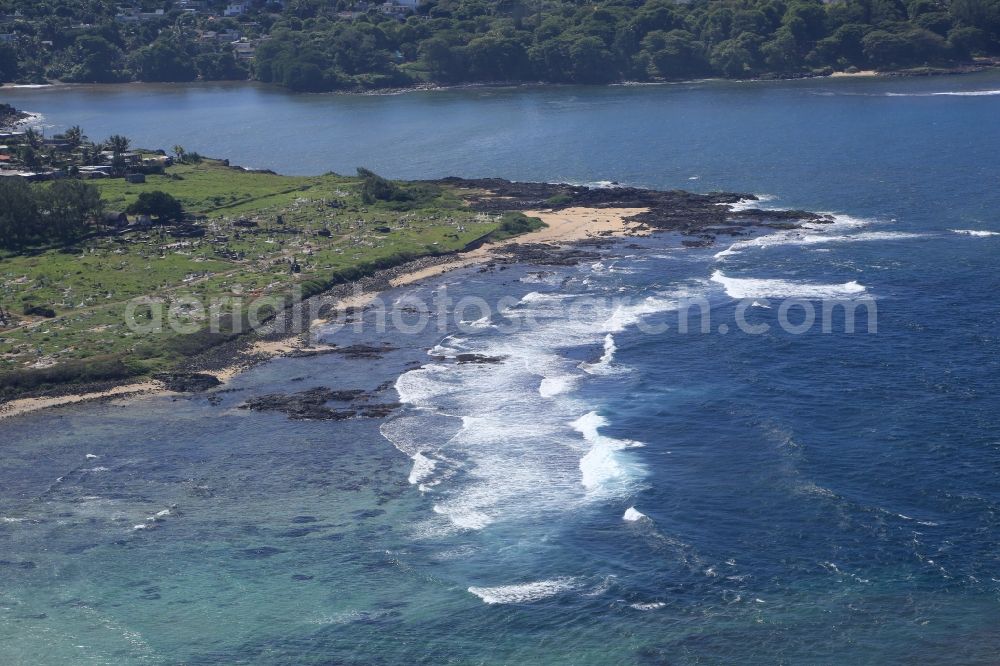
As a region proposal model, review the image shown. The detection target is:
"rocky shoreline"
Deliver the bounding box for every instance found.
[0,103,30,130]
[1,178,827,415]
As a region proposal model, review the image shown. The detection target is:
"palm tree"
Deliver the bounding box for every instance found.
[104,134,131,155]
[82,144,100,166]
[64,125,85,149]
[23,127,41,148]
[173,145,185,161]
[18,145,39,169]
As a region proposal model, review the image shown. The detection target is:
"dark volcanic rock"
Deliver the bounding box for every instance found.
[501,243,602,266]
[154,372,222,393]
[455,353,505,364]
[332,344,397,359]
[734,208,833,223]
[358,403,402,418]
[434,177,829,237]
[241,387,350,420]
[240,386,398,421]
[283,347,342,359]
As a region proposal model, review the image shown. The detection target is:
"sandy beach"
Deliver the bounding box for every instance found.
[0,381,166,420]
[829,70,879,78]
[0,206,647,420]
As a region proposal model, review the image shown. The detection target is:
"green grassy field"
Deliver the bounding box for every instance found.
[0,161,525,395]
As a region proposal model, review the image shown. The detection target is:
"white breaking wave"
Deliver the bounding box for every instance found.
[711,270,867,300]
[428,343,458,358]
[519,290,569,304]
[629,601,666,611]
[580,334,618,375]
[572,411,644,493]
[722,194,777,212]
[716,230,922,258]
[461,315,494,329]
[520,271,561,285]
[468,578,580,604]
[408,452,437,485]
[600,334,617,363]
[886,89,1000,97]
[713,207,919,260]
[951,229,999,237]
[383,280,676,534]
[539,374,578,398]
[623,507,647,522]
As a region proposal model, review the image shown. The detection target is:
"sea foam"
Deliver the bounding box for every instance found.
[539,374,578,398]
[886,89,1000,97]
[623,507,647,522]
[572,412,644,492]
[951,229,999,237]
[711,270,867,300]
[468,578,579,604]
[384,274,672,533]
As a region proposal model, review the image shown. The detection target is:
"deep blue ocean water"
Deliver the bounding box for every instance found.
[2,74,1000,663]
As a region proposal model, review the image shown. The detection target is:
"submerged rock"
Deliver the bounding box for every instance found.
[236,547,284,559]
[239,386,399,421]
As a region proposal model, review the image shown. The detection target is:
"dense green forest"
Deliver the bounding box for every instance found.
[0,0,998,91]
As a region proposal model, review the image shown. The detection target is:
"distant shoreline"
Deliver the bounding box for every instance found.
[4,61,998,100]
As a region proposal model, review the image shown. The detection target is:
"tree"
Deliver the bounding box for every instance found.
[42,180,103,242]
[104,134,131,155]
[420,36,467,82]
[357,167,400,203]
[761,28,802,72]
[862,27,948,68]
[0,178,41,250]
[129,40,198,82]
[127,191,184,223]
[18,145,39,169]
[24,127,41,148]
[569,36,619,83]
[643,30,709,79]
[950,0,1000,36]
[0,43,18,83]
[711,39,755,77]
[63,125,85,150]
[948,25,989,57]
[68,35,123,83]
[466,33,531,81]
[173,145,186,161]
[195,51,248,81]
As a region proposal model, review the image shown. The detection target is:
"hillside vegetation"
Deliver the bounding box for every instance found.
[0,0,998,90]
